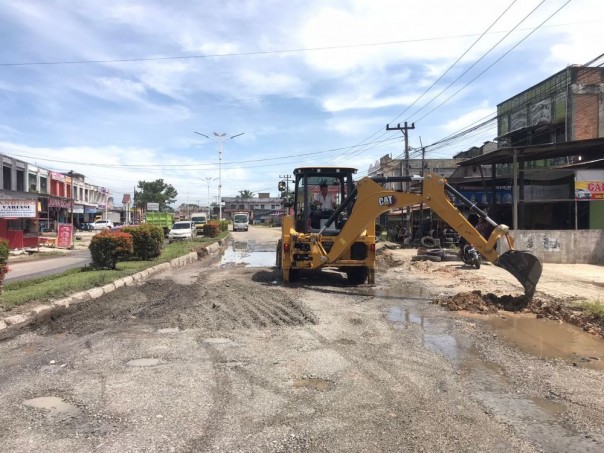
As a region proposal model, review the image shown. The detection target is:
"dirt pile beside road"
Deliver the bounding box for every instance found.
[434,291,604,338]
[377,247,604,339]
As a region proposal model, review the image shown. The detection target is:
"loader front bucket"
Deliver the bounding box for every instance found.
[496,250,543,299]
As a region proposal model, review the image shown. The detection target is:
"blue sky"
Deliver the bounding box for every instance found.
[0,0,602,208]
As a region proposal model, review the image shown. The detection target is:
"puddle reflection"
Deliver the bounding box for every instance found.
[484,315,604,370]
[220,240,275,267]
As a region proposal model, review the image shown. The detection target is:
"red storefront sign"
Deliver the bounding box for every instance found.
[56,224,73,248]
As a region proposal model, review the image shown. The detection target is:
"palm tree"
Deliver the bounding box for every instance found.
[237,190,255,199]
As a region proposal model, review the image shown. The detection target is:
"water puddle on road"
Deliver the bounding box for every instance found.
[374,285,604,451]
[293,377,334,392]
[22,396,79,416]
[220,240,275,267]
[126,358,162,367]
[482,314,604,371]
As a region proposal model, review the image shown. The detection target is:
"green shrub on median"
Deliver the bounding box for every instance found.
[89,231,134,269]
[203,221,220,238]
[122,224,164,260]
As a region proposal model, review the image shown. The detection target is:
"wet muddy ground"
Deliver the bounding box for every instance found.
[1,231,603,452]
[434,291,604,338]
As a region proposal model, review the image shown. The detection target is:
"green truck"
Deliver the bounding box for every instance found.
[144,212,174,236]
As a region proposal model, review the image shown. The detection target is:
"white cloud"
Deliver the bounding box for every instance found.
[95,77,147,102]
[442,105,494,133]
[236,70,307,97]
[323,92,421,112]
[326,115,389,136]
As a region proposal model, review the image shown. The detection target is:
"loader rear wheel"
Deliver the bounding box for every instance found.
[346,266,368,285]
[367,268,375,284]
[283,269,300,283]
[276,240,282,269]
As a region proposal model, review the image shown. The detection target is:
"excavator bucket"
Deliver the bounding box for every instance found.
[496,250,543,299]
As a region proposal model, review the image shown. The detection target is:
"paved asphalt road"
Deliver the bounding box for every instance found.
[6,249,92,283]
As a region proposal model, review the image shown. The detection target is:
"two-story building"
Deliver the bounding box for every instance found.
[0,152,116,250]
[450,64,604,231]
[222,192,284,224]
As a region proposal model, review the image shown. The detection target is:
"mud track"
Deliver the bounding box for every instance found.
[30,268,317,336]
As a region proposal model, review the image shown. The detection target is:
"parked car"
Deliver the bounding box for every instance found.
[168,221,195,243]
[91,219,114,230]
[575,188,591,199]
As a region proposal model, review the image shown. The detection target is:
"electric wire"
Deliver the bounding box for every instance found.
[413,0,571,124]
[330,0,540,165]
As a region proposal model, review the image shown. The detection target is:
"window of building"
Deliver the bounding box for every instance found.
[16,169,25,191]
[28,172,37,192]
[3,165,11,190]
[260,204,265,209]
[230,204,236,209]
[40,177,48,194]
[271,205,275,209]
[238,204,244,209]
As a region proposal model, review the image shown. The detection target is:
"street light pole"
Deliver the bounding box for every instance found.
[201,177,218,215]
[68,171,75,248]
[195,131,244,220]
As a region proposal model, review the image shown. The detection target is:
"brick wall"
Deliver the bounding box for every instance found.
[574,93,599,140]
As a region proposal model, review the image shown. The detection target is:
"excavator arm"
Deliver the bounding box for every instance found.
[322,173,542,298]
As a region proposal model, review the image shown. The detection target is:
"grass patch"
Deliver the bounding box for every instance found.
[0,232,228,312]
[578,300,604,319]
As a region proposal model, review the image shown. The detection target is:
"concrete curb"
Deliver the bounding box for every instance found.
[0,241,225,334]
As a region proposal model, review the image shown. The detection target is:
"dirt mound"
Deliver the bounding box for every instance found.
[31,277,317,336]
[434,290,604,338]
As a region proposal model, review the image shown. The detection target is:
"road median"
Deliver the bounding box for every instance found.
[0,234,229,335]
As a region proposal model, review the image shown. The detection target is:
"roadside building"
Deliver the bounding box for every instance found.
[0,152,117,250]
[222,192,285,224]
[449,64,604,231]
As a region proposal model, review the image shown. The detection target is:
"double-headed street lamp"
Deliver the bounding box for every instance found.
[195,131,244,220]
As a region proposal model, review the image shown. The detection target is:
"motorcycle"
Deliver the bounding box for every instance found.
[459,238,481,269]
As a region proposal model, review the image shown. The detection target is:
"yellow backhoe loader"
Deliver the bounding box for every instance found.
[276,167,542,298]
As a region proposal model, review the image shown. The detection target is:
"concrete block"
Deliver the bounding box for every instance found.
[87,287,105,299]
[101,283,116,294]
[123,276,134,285]
[114,279,125,289]
[30,305,52,316]
[206,243,220,254]
[0,320,7,331]
[4,314,29,326]
[53,298,71,308]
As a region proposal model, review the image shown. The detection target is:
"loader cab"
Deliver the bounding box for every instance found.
[290,167,357,233]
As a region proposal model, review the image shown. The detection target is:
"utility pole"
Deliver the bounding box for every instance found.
[386,122,415,189]
[279,175,293,214]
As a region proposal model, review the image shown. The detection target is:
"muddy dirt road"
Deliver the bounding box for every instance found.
[1,226,603,452]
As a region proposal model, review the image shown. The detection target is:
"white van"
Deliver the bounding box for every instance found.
[232,212,249,232]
